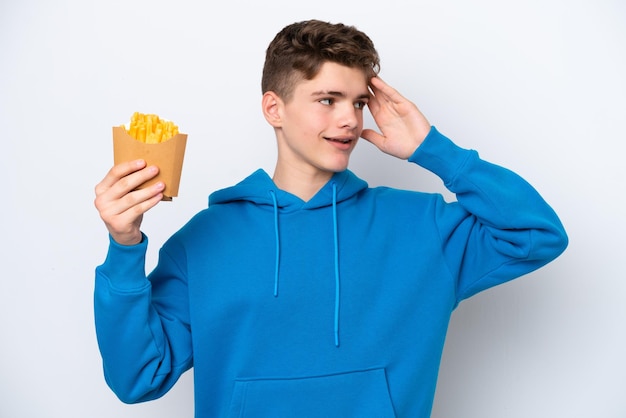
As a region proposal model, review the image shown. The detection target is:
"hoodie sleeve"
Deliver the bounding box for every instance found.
[409,126,568,303]
[94,233,192,404]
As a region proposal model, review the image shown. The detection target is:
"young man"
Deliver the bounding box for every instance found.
[94,20,568,417]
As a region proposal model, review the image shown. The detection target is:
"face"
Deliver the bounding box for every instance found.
[270,62,370,181]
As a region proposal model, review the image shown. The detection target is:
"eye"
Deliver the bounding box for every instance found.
[319,98,334,106]
[354,101,367,110]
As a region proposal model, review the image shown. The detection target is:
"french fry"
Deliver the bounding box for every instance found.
[121,112,179,144]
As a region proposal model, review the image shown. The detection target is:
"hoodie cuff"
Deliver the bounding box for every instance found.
[408,126,475,187]
[97,233,150,291]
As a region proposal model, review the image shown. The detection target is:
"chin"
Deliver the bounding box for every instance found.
[329,164,348,173]
[327,163,350,174]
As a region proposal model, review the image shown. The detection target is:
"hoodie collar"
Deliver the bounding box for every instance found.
[209,169,368,210]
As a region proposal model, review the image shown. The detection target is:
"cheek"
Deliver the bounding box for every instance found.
[285,106,322,130]
[299,114,329,137]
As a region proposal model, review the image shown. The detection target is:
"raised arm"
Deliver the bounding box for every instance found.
[93,161,192,403]
[363,76,567,298]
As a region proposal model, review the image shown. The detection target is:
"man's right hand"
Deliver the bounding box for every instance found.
[94,159,164,246]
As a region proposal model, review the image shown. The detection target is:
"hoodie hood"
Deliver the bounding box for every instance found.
[208,169,368,347]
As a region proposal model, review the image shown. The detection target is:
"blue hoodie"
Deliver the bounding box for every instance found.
[94,127,568,417]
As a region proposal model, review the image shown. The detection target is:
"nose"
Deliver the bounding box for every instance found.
[337,104,360,130]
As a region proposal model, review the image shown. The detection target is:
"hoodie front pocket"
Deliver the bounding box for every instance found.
[227,367,396,418]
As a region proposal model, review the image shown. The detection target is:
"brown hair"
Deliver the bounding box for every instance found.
[261,20,380,101]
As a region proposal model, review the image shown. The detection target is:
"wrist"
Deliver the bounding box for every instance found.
[109,231,143,246]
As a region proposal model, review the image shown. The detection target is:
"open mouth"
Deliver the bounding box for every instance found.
[325,137,353,144]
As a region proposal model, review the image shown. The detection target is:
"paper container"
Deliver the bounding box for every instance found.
[112,126,187,200]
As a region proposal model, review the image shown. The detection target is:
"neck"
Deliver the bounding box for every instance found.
[272,164,333,202]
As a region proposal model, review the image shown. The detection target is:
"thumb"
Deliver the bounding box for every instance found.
[360,128,389,153]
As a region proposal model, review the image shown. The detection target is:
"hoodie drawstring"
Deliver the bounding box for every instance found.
[269,190,280,297]
[331,182,340,347]
[268,186,341,347]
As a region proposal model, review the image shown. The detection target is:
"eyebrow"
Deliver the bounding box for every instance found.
[311,90,370,100]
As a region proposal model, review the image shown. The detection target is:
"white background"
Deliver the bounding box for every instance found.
[1,0,624,417]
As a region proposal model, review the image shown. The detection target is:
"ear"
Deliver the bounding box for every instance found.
[262,91,283,128]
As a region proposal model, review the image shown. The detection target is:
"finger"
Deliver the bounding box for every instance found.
[97,181,164,226]
[370,76,404,104]
[116,185,164,221]
[118,181,165,212]
[95,159,146,196]
[370,75,387,88]
[366,92,381,116]
[94,167,162,223]
[369,76,389,99]
[113,165,160,199]
[97,164,160,203]
[360,128,385,148]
